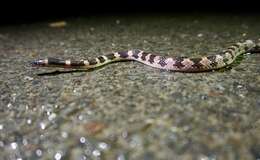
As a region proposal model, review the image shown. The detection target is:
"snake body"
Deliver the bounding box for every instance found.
[32,40,259,72]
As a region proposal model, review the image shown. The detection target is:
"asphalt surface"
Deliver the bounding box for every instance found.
[0,14,260,160]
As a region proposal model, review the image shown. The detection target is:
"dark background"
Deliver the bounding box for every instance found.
[0,0,259,25]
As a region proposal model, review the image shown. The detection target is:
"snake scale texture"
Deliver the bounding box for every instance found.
[32,40,260,72]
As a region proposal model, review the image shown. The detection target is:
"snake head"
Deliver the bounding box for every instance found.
[244,40,260,53]
[244,40,255,49]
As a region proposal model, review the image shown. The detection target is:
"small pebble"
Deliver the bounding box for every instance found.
[92,149,101,157]
[7,103,12,108]
[61,132,68,138]
[36,149,43,157]
[24,76,34,81]
[10,142,18,150]
[22,139,28,145]
[197,33,203,37]
[98,142,108,150]
[117,154,126,160]
[80,137,86,144]
[0,141,4,147]
[78,114,84,121]
[54,152,62,160]
[49,21,67,28]
[48,113,57,121]
[40,122,46,130]
[116,20,120,24]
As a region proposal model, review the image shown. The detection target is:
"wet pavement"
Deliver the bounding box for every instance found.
[0,14,260,160]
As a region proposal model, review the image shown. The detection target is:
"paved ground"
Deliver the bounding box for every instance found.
[0,14,260,160]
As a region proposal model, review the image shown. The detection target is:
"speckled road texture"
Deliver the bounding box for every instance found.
[0,15,260,160]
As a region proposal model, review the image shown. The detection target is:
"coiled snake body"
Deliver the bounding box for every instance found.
[32,40,260,72]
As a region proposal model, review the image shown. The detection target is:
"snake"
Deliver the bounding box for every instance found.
[32,40,260,72]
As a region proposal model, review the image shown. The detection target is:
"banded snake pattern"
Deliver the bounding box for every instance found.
[32,40,260,72]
